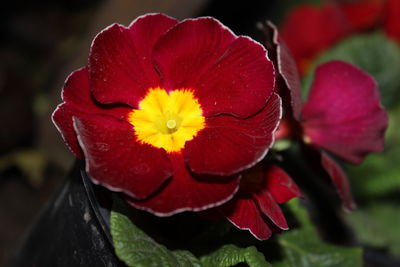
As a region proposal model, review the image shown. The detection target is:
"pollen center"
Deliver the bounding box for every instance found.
[166,119,177,129]
[127,87,205,153]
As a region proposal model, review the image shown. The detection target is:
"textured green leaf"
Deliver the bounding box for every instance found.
[345,204,400,257]
[276,200,363,267]
[110,197,201,267]
[200,244,271,267]
[303,32,400,109]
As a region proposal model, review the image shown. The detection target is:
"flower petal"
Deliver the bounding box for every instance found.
[301,60,388,164]
[89,13,178,107]
[385,0,400,44]
[127,153,240,216]
[73,113,172,199]
[261,21,303,120]
[265,165,301,204]
[52,67,129,158]
[220,194,272,240]
[185,93,281,176]
[320,151,356,212]
[153,17,275,117]
[280,3,351,72]
[340,0,384,32]
[253,190,288,230]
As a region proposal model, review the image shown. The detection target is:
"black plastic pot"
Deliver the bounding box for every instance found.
[13,160,124,267]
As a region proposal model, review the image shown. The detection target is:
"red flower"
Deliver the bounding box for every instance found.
[262,24,388,211]
[280,3,351,74]
[211,164,301,240]
[52,14,280,216]
[280,0,400,74]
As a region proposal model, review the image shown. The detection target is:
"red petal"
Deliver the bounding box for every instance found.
[340,0,385,31]
[280,3,351,71]
[52,67,129,158]
[265,165,301,204]
[220,194,272,240]
[153,17,275,117]
[320,151,356,211]
[89,13,178,107]
[73,113,172,199]
[127,153,240,216]
[266,21,302,120]
[301,61,388,164]
[185,93,281,176]
[385,0,400,44]
[252,190,288,230]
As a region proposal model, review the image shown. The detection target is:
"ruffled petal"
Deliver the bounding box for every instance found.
[185,93,281,176]
[52,67,129,158]
[220,194,272,240]
[301,61,388,164]
[321,151,356,211]
[89,13,178,107]
[265,165,301,204]
[153,17,275,117]
[252,189,288,230]
[73,113,172,199]
[127,153,240,216]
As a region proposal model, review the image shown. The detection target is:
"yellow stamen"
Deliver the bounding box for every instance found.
[127,87,205,153]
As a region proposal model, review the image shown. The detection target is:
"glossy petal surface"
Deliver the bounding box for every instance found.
[266,21,302,120]
[265,165,301,204]
[128,153,240,216]
[301,61,388,164]
[74,114,172,199]
[222,194,272,240]
[185,94,281,176]
[52,67,129,158]
[154,17,275,117]
[89,14,178,107]
[253,190,288,230]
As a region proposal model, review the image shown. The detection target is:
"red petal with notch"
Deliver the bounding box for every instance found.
[88,13,178,107]
[301,61,388,164]
[185,93,281,176]
[153,17,275,118]
[52,67,129,158]
[340,0,385,32]
[127,153,240,216]
[320,151,356,211]
[252,189,288,230]
[280,3,351,71]
[73,113,172,200]
[221,194,272,240]
[385,0,400,44]
[265,165,301,204]
[266,21,302,120]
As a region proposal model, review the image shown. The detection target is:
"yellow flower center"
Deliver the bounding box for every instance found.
[127,87,205,153]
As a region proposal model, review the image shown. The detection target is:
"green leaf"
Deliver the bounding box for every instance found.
[303,32,400,109]
[276,200,363,267]
[345,203,400,257]
[110,197,201,267]
[200,244,271,267]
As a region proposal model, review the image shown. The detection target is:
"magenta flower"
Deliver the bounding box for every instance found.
[52,13,281,216]
[262,22,388,211]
